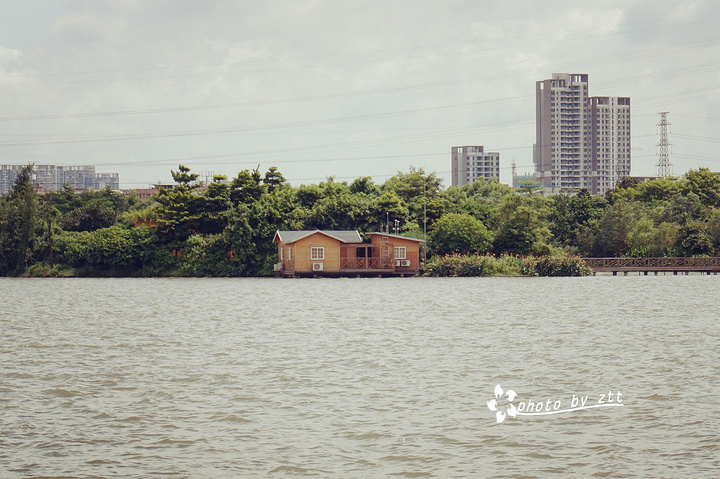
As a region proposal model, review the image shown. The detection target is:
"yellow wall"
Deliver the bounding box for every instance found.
[278,233,343,273]
[370,235,422,272]
[276,232,424,274]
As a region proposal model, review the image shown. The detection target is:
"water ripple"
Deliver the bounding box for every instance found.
[1,276,718,477]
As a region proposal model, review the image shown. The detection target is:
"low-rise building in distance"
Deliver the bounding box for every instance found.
[0,164,120,196]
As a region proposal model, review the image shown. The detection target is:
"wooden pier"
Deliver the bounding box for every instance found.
[582,257,720,275]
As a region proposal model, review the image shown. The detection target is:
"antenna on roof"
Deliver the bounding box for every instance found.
[423,181,427,263]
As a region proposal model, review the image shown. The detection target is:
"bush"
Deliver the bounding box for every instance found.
[178,234,244,277]
[54,225,161,274]
[423,253,591,277]
[24,262,51,277]
[423,253,522,277]
[526,255,593,277]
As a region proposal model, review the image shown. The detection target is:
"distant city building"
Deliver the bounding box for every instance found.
[95,172,120,189]
[511,160,538,188]
[451,146,500,187]
[534,73,630,195]
[0,164,119,195]
[1,165,22,196]
[62,165,98,190]
[512,173,539,189]
[134,187,160,202]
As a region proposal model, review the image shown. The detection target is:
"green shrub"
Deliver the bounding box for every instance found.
[24,262,51,277]
[530,255,593,276]
[423,253,591,277]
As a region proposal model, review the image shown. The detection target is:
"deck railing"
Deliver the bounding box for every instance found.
[340,257,394,270]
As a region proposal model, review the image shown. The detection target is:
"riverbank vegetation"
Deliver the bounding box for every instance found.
[422,254,592,277]
[1,164,719,277]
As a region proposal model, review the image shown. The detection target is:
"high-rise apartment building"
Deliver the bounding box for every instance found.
[534,73,630,195]
[591,96,631,194]
[451,146,500,187]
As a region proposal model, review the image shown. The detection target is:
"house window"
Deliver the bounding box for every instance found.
[288,247,292,261]
[280,246,284,260]
[311,247,324,260]
[394,246,406,260]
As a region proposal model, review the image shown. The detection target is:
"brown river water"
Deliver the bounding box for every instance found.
[1,276,718,477]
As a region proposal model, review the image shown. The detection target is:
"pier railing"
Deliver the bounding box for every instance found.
[582,257,720,272]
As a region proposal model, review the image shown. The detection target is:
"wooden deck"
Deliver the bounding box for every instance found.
[280,269,416,278]
[279,256,418,278]
[582,257,720,275]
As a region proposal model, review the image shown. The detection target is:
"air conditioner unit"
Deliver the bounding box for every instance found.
[312,262,324,272]
[394,260,402,267]
[273,262,283,272]
[400,260,411,267]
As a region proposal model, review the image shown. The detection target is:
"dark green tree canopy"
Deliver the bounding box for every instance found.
[4,162,720,277]
[430,213,492,255]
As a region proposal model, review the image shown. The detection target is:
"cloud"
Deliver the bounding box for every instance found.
[48,12,128,44]
[1,0,719,187]
[0,46,22,73]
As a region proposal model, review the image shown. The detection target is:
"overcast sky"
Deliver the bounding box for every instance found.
[1,1,719,189]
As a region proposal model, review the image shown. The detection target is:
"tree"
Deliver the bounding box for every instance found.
[349,176,378,195]
[40,201,60,268]
[430,213,492,255]
[41,184,80,215]
[296,183,323,209]
[492,194,552,255]
[171,164,200,185]
[61,203,118,232]
[465,177,513,199]
[198,175,232,235]
[707,208,720,254]
[615,176,641,190]
[633,178,682,204]
[651,222,681,257]
[517,180,543,195]
[0,165,38,274]
[592,200,648,257]
[0,198,14,274]
[155,165,204,241]
[660,192,704,224]
[382,167,443,229]
[230,167,264,204]
[223,186,303,276]
[368,191,409,231]
[303,179,369,230]
[683,168,720,208]
[677,221,713,256]
[549,190,607,247]
[263,166,286,193]
[382,167,443,203]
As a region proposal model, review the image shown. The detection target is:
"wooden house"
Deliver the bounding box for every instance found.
[273,230,424,277]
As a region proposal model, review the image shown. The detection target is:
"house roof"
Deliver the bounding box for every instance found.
[369,232,425,243]
[274,230,363,244]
